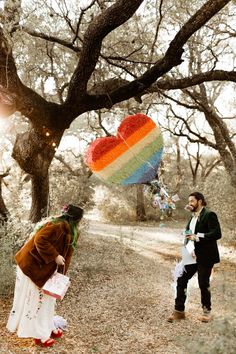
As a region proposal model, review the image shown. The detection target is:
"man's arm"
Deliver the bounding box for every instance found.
[197,212,221,241]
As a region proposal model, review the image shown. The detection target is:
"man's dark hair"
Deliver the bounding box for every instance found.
[189,192,207,206]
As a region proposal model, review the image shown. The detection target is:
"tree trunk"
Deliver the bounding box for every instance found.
[175,139,182,193]
[29,174,49,222]
[205,110,236,187]
[0,177,9,222]
[196,84,236,188]
[136,185,146,221]
[12,127,63,222]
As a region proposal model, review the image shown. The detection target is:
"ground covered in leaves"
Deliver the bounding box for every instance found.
[0,222,236,353]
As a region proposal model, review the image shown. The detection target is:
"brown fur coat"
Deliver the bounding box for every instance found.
[15,220,74,288]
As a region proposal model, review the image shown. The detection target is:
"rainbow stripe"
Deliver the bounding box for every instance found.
[85,114,164,184]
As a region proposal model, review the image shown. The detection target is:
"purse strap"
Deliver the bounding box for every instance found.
[56,264,66,275]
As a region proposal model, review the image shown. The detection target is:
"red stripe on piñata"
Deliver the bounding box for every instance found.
[118,113,151,140]
[85,136,120,166]
[85,113,152,166]
[88,119,156,171]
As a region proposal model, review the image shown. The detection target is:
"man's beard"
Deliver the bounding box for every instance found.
[185,205,194,212]
[192,202,200,212]
[185,203,198,212]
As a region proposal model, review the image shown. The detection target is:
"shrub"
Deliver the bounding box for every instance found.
[0,218,32,296]
[49,156,95,213]
[95,184,136,223]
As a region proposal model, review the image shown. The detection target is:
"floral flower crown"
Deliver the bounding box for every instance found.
[61,204,84,220]
[62,204,70,213]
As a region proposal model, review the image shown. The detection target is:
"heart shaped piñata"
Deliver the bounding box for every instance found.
[85,113,164,184]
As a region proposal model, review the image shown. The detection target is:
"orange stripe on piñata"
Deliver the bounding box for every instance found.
[90,119,157,171]
[95,127,161,179]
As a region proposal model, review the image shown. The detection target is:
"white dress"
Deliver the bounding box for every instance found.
[7,266,56,341]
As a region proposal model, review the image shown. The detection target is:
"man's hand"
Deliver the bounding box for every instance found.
[186,234,199,242]
[55,255,65,266]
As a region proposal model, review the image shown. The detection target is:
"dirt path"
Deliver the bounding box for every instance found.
[0,220,235,353]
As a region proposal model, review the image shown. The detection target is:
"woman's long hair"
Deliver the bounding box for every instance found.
[52,214,83,249]
[34,215,82,250]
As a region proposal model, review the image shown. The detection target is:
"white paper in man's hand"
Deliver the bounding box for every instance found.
[182,241,196,265]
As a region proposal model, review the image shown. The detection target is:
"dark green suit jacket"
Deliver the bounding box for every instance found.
[186,207,221,266]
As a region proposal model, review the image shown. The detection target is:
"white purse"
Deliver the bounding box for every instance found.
[42,268,71,300]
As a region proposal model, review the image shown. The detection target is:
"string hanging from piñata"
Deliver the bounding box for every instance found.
[84,113,164,184]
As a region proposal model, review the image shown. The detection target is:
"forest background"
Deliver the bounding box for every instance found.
[0,0,235,353]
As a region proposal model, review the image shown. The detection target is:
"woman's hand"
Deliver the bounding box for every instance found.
[55,255,65,266]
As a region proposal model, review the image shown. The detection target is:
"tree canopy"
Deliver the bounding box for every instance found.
[0,0,235,221]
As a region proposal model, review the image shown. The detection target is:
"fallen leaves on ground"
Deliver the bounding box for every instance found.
[1,225,236,354]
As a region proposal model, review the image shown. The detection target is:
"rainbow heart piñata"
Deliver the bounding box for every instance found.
[85,113,164,184]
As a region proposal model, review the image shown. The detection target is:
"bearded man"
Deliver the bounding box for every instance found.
[168,192,221,323]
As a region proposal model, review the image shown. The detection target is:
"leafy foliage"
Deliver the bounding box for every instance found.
[49,151,95,213]
[95,184,136,223]
[0,218,32,296]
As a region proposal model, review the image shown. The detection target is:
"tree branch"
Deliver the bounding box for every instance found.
[0,27,64,128]
[153,70,236,90]
[21,26,81,53]
[64,0,231,117]
[0,167,10,178]
[203,158,222,179]
[0,0,233,130]
[97,111,112,136]
[164,104,217,149]
[149,0,164,67]
[65,0,144,104]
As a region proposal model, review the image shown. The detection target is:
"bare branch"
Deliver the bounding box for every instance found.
[153,70,236,90]
[0,167,10,178]
[54,154,76,175]
[149,0,164,66]
[65,0,144,104]
[21,26,81,53]
[0,0,233,131]
[159,90,201,111]
[203,158,222,179]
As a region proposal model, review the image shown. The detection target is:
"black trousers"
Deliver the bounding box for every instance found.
[175,263,213,312]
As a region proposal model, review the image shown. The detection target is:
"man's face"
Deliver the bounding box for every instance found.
[188,196,202,212]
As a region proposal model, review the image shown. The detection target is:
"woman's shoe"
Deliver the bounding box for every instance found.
[34,338,55,347]
[51,328,63,338]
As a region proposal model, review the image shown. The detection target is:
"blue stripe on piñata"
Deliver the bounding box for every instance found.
[121,148,164,185]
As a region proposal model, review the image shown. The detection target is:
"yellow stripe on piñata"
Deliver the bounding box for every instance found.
[90,119,157,171]
[96,127,162,180]
[106,134,163,183]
